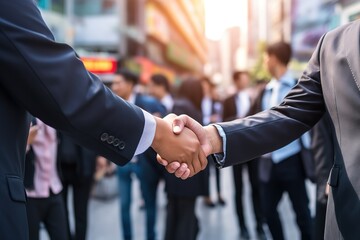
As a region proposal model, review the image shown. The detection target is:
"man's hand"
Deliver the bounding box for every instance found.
[151,114,207,177]
[27,125,39,145]
[157,114,223,179]
[172,114,213,156]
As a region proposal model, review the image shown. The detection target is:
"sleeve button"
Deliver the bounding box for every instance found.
[100,133,108,141]
[107,135,114,144]
[118,141,125,150]
[113,138,120,147]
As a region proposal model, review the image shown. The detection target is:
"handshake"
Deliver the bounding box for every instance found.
[150,114,223,180]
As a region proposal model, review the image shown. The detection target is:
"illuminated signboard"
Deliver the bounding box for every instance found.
[81,57,117,74]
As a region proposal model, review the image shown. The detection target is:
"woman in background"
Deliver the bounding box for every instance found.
[164,78,209,240]
[25,118,68,240]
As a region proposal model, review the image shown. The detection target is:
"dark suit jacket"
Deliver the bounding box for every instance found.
[311,113,333,204]
[57,131,97,179]
[135,93,166,117]
[218,21,360,239]
[222,94,238,122]
[0,1,146,239]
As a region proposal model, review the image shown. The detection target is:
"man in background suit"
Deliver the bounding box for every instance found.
[249,42,312,240]
[0,1,205,239]
[201,76,226,207]
[223,71,265,239]
[147,74,174,114]
[57,132,97,240]
[169,20,360,240]
[111,69,166,240]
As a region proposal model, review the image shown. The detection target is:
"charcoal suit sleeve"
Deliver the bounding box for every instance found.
[218,35,327,167]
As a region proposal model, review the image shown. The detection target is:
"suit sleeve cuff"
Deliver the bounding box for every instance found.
[211,124,226,168]
[134,110,156,156]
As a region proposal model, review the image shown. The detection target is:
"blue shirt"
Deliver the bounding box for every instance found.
[213,72,311,167]
[262,71,301,163]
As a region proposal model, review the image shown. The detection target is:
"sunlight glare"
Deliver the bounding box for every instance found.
[204,0,244,40]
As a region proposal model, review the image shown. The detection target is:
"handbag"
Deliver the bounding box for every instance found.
[91,171,119,201]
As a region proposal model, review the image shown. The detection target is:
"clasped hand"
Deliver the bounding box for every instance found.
[151,114,222,180]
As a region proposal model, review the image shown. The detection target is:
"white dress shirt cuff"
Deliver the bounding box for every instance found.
[134,110,156,156]
[211,124,227,167]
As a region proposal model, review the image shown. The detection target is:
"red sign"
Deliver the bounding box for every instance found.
[81,57,117,74]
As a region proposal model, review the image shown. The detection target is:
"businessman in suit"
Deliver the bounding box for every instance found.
[0,1,205,239]
[222,71,265,239]
[111,69,166,240]
[166,20,360,239]
[57,131,97,240]
[248,42,312,240]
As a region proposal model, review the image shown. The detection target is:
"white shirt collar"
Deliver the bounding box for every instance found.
[128,92,136,105]
[161,94,174,112]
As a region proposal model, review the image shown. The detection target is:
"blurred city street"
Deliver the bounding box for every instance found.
[41,165,315,240]
[2,0,360,239]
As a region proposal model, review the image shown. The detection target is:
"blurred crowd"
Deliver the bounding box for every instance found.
[25,41,331,240]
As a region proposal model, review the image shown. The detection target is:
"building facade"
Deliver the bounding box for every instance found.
[36,0,207,83]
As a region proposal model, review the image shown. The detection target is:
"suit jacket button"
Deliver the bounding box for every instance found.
[113,138,120,147]
[107,135,114,144]
[100,133,108,141]
[118,141,125,150]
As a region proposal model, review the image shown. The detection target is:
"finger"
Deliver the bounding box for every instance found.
[165,162,180,174]
[156,155,168,166]
[172,115,187,134]
[198,148,208,171]
[191,149,202,176]
[187,159,196,177]
[174,163,188,178]
[173,115,211,156]
[163,113,177,121]
[180,169,191,180]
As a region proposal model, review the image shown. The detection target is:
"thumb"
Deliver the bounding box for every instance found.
[156,154,168,166]
[172,116,187,134]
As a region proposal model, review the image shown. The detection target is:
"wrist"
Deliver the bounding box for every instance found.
[204,125,222,154]
[151,117,166,152]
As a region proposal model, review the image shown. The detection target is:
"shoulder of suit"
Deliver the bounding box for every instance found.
[323,20,355,41]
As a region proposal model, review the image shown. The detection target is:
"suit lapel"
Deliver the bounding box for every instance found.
[345,21,360,92]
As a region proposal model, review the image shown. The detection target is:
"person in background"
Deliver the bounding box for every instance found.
[201,76,226,207]
[147,74,174,113]
[111,68,166,240]
[57,131,97,240]
[247,42,312,240]
[223,71,265,239]
[164,78,209,240]
[25,118,68,240]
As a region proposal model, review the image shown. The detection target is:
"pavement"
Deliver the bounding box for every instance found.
[41,165,316,240]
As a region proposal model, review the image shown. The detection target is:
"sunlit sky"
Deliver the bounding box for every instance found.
[204,0,244,40]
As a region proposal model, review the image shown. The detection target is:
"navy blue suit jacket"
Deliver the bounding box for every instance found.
[0,1,147,238]
[135,93,166,117]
